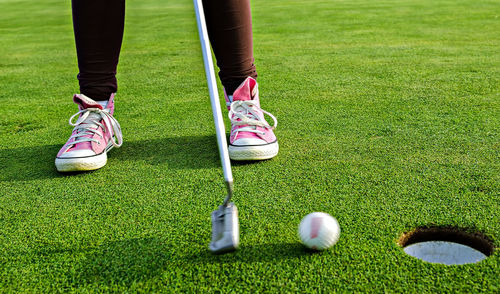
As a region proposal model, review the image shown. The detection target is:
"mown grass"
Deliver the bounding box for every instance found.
[0,0,498,292]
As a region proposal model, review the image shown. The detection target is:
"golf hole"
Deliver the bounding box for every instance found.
[398,227,494,265]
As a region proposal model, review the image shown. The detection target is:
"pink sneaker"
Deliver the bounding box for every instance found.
[55,94,123,172]
[225,77,279,160]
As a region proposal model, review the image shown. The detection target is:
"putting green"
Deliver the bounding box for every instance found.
[0,0,498,292]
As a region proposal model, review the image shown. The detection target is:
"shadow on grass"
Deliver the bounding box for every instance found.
[184,242,320,264]
[112,135,220,169]
[0,135,224,182]
[0,144,63,182]
[50,238,312,287]
[73,238,176,285]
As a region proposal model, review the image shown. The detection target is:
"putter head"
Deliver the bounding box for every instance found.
[209,203,239,253]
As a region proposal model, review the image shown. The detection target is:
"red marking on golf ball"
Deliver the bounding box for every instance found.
[310,217,323,239]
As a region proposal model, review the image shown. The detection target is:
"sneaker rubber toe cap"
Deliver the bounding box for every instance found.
[58,149,96,158]
[231,138,269,146]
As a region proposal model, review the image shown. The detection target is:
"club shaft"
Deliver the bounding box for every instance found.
[222,180,234,206]
[194,0,234,190]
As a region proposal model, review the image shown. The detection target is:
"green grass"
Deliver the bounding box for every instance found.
[0,0,499,292]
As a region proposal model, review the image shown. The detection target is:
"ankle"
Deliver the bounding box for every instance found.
[223,77,254,96]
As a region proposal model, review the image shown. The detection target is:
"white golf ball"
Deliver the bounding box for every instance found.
[298,212,340,250]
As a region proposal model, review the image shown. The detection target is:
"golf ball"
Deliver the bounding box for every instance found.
[298,212,340,250]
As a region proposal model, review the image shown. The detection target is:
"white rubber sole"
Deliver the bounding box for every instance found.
[55,151,108,172]
[229,141,279,161]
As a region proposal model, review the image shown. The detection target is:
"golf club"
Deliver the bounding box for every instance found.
[193,0,239,253]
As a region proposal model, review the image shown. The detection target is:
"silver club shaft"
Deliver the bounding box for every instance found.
[193,0,234,204]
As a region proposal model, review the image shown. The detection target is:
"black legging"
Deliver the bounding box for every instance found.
[72,0,258,100]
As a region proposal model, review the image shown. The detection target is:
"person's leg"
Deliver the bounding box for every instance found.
[72,0,125,100]
[202,0,256,95]
[203,0,278,160]
[55,0,125,172]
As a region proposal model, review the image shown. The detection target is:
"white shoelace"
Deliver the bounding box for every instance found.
[68,108,123,148]
[228,100,277,136]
